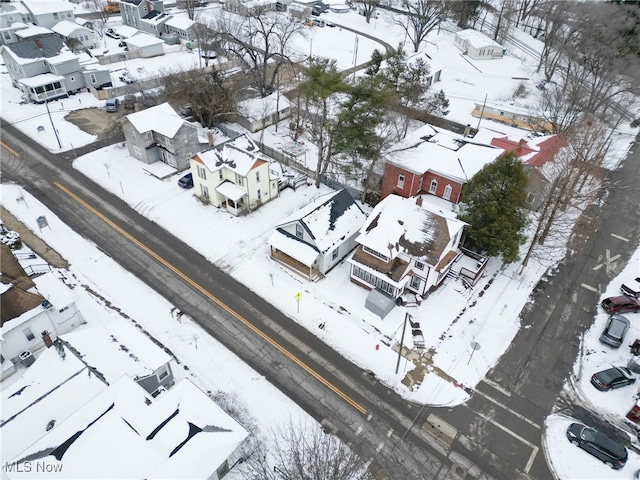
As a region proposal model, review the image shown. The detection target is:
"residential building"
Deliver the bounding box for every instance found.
[140,9,172,37]
[0,32,111,102]
[164,15,196,42]
[0,245,85,378]
[454,28,504,60]
[267,189,367,281]
[223,0,278,15]
[51,19,98,50]
[119,0,164,29]
[191,134,280,215]
[405,50,443,86]
[122,102,202,171]
[122,31,164,57]
[348,195,467,316]
[471,100,554,133]
[381,124,503,204]
[21,0,75,29]
[0,1,32,45]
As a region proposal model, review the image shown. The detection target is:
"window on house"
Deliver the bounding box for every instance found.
[89,73,97,84]
[443,185,452,200]
[332,248,339,260]
[362,245,388,262]
[157,365,169,381]
[133,145,143,158]
[201,184,209,198]
[23,327,35,342]
[197,165,207,180]
[70,76,75,82]
[429,179,437,194]
[414,261,424,270]
[295,224,303,239]
[59,306,69,313]
[256,170,260,182]
[216,460,230,479]
[397,174,404,188]
[410,275,421,289]
[526,192,535,204]
[3,32,11,40]
[257,189,261,201]
[235,173,243,186]
[53,12,59,19]
[218,170,223,180]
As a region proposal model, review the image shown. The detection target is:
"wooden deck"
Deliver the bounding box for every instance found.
[270,249,322,282]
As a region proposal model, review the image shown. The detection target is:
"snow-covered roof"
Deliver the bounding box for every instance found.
[14,24,52,38]
[456,28,502,49]
[32,272,77,310]
[126,102,184,138]
[124,32,164,48]
[275,189,366,255]
[165,15,195,31]
[9,376,249,480]
[267,230,319,265]
[388,124,503,184]
[238,92,291,122]
[61,319,172,381]
[356,194,466,265]
[51,19,86,37]
[18,73,65,87]
[195,134,265,177]
[22,0,74,15]
[115,24,140,38]
[405,50,444,75]
[216,180,247,201]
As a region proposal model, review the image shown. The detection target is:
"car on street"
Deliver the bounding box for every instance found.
[591,366,636,391]
[621,277,640,298]
[178,172,193,189]
[599,314,630,348]
[601,295,640,313]
[566,422,628,469]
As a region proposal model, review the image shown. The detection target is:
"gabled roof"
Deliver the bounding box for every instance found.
[387,124,503,184]
[115,24,140,38]
[490,134,566,168]
[2,33,64,62]
[125,102,185,138]
[124,32,164,47]
[274,189,366,254]
[51,19,87,37]
[456,28,502,49]
[14,25,52,39]
[22,0,74,15]
[356,194,466,266]
[238,92,291,121]
[194,134,265,177]
[165,15,195,30]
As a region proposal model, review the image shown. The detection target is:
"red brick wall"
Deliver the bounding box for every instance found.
[381,164,421,199]
[420,172,463,203]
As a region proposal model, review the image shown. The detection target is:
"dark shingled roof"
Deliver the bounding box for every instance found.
[300,189,362,241]
[1,245,44,327]
[4,34,64,60]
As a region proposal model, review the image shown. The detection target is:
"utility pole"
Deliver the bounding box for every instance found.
[395,312,409,374]
[45,100,63,150]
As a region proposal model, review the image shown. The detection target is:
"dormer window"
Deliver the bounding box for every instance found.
[295,224,303,239]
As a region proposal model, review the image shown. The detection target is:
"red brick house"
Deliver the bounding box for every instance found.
[381,125,503,204]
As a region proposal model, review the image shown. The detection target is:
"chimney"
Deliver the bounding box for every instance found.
[415,196,423,207]
[207,130,214,147]
[34,37,42,49]
[517,138,526,153]
[463,124,471,138]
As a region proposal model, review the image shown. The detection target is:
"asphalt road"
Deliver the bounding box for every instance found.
[2,121,639,480]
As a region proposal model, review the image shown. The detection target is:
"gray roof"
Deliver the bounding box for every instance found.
[4,34,64,60]
[120,0,143,4]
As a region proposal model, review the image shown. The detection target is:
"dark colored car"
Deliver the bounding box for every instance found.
[591,366,636,391]
[599,314,630,348]
[621,277,640,298]
[601,295,640,313]
[178,173,193,189]
[566,422,628,469]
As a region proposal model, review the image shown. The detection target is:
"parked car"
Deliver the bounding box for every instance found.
[599,314,630,348]
[601,295,640,313]
[119,70,136,84]
[621,277,640,298]
[566,422,628,469]
[178,173,193,189]
[591,366,636,391]
[105,98,119,112]
[314,18,326,27]
[105,28,120,39]
[142,90,158,108]
[123,94,137,110]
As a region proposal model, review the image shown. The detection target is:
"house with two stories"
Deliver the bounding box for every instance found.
[122,102,203,171]
[21,0,75,29]
[191,134,280,215]
[454,28,504,60]
[51,19,98,50]
[348,194,467,317]
[119,0,165,29]
[381,124,503,204]
[267,189,367,281]
[223,0,278,16]
[0,245,85,379]
[0,1,33,45]
[1,323,249,480]
[0,32,112,102]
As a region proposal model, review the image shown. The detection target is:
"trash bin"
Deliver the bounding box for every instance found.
[19,350,35,367]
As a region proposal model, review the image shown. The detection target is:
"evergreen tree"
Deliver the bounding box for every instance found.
[459,152,528,263]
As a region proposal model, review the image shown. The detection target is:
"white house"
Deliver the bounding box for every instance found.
[454,28,504,60]
[237,92,291,133]
[164,15,196,42]
[123,32,164,57]
[267,189,367,281]
[405,50,443,86]
[0,1,32,45]
[21,0,75,29]
[51,19,98,50]
[348,194,467,317]
[191,134,280,215]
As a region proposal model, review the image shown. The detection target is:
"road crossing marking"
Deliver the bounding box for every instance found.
[482,378,511,397]
[610,233,629,242]
[592,249,621,274]
[473,388,541,429]
[581,283,599,293]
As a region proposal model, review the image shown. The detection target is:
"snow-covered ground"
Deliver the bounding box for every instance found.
[2,5,640,479]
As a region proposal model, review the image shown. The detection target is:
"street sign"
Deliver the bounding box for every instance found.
[294,292,302,301]
[36,215,48,229]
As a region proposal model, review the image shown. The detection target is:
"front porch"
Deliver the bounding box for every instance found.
[215,181,247,216]
[19,74,67,103]
[270,248,322,282]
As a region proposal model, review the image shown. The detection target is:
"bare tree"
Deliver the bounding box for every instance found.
[215,11,305,97]
[354,0,380,24]
[520,118,613,270]
[491,0,516,44]
[83,0,111,40]
[179,0,205,20]
[391,0,449,53]
[239,419,374,480]
[192,17,220,68]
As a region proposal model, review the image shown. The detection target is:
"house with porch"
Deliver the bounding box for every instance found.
[454,28,504,60]
[0,245,85,379]
[348,195,467,317]
[122,103,203,171]
[267,189,366,281]
[0,32,111,102]
[191,134,280,215]
[381,124,503,204]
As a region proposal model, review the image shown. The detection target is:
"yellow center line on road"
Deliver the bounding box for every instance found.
[0,141,20,157]
[54,181,368,415]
